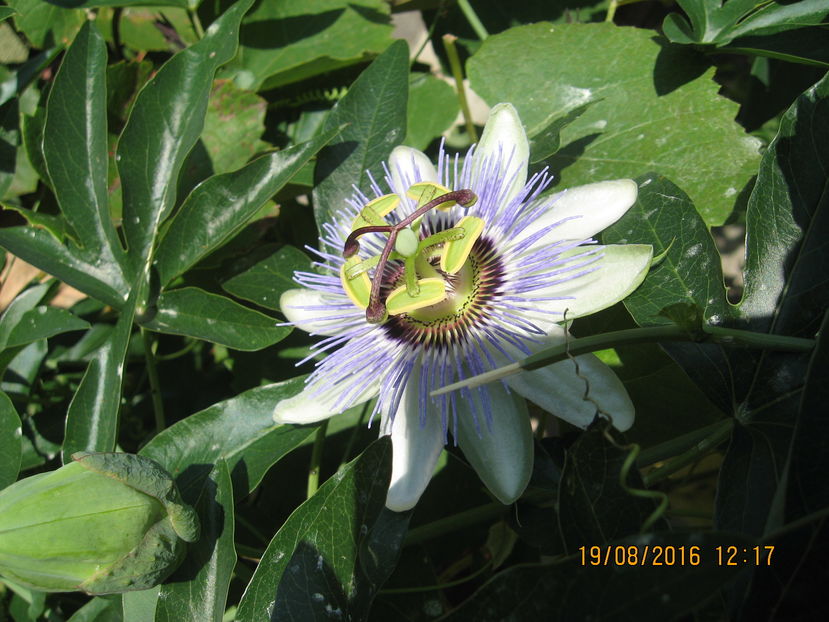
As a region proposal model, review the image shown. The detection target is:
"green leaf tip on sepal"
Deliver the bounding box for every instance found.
[71,451,200,543]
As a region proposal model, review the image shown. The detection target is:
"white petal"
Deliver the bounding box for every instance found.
[515,179,638,245]
[280,288,356,337]
[472,103,529,205]
[273,378,380,425]
[455,381,533,504]
[520,244,653,331]
[388,146,439,196]
[383,365,445,512]
[487,336,634,432]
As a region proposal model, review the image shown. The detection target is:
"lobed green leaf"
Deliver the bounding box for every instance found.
[154,127,339,286]
[467,23,762,226]
[313,39,408,229]
[43,21,127,275]
[118,0,253,269]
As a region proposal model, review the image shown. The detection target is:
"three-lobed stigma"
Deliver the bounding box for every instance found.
[340,183,481,324]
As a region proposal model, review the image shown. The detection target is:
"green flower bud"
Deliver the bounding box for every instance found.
[0,452,199,595]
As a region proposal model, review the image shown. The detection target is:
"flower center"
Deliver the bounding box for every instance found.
[340,183,483,324]
[382,235,504,348]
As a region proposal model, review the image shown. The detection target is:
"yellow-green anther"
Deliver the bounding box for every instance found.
[351,193,400,230]
[340,255,372,309]
[386,278,447,315]
[395,227,419,257]
[0,452,199,595]
[406,182,456,210]
[441,216,485,274]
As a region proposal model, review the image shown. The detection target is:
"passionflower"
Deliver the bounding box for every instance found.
[275,103,652,511]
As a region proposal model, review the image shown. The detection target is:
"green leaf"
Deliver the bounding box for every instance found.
[44,21,127,275]
[0,7,15,22]
[236,438,409,622]
[224,0,393,90]
[715,73,829,538]
[6,0,84,48]
[662,0,757,44]
[154,127,338,286]
[603,174,734,413]
[663,0,829,47]
[0,226,126,308]
[441,531,754,621]
[155,460,234,622]
[404,73,459,152]
[140,377,317,500]
[739,73,829,337]
[118,0,253,268]
[558,427,663,552]
[604,174,730,326]
[313,39,408,229]
[0,98,18,198]
[467,23,762,226]
[0,283,88,353]
[0,391,22,490]
[140,287,289,351]
[1,306,88,350]
[61,299,137,461]
[0,284,50,345]
[220,244,311,311]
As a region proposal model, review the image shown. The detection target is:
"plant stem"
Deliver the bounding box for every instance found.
[457,0,489,40]
[442,34,478,142]
[642,418,734,486]
[405,501,508,547]
[380,558,493,594]
[431,324,815,397]
[307,420,329,499]
[606,0,619,22]
[637,419,734,467]
[141,327,165,435]
[188,7,205,39]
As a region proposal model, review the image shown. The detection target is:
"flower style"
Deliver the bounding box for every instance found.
[275,103,652,512]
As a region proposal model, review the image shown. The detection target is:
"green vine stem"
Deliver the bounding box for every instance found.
[188,7,205,39]
[140,327,165,436]
[380,558,493,595]
[642,418,735,486]
[431,324,815,397]
[457,0,489,40]
[442,34,478,142]
[603,427,669,533]
[307,420,329,499]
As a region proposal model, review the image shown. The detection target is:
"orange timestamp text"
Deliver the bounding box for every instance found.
[578,545,775,566]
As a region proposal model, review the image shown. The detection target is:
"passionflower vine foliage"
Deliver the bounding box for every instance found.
[276,103,653,511]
